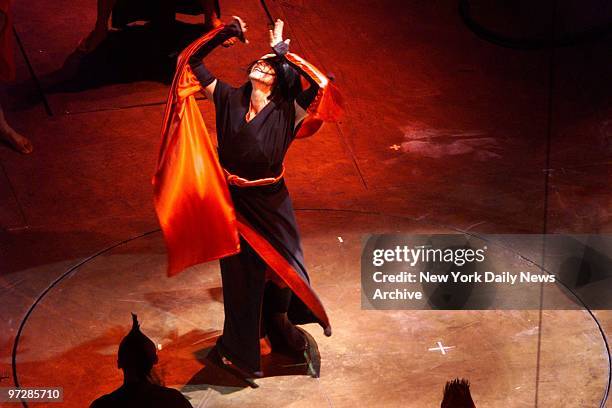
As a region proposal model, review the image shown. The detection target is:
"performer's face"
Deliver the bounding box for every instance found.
[249,60,276,86]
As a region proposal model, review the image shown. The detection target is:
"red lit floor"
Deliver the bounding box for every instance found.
[1,0,611,406]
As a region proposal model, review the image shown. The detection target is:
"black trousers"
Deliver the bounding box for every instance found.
[217,237,292,371]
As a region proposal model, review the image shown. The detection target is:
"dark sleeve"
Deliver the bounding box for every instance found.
[188,21,243,88]
[295,83,318,110]
[272,42,320,110]
[213,79,232,107]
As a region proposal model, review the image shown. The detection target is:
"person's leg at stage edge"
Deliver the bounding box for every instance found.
[0,105,32,154]
[198,0,235,46]
[78,0,117,53]
[199,0,220,30]
[0,9,32,154]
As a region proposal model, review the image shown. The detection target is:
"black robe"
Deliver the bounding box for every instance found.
[213,80,316,372]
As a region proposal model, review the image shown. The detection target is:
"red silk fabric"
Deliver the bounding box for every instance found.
[153,27,240,277]
[153,27,336,332]
[235,213,330,335]
[286,53,344,139]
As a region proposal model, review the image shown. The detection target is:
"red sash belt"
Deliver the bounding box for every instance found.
[223,165,285,187]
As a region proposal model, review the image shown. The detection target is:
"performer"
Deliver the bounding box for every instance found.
[0,0,32,154]
[153,16,342,378]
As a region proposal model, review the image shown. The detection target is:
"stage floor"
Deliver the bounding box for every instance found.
[5,211,610,407]
[2,0,612,406]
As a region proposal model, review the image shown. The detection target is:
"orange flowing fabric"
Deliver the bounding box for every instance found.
[0,0,15,82]
[153,27,239,277]
[286,53,344,139]
[153,27,342,332]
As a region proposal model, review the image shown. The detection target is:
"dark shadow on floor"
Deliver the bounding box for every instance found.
[0,228,121,275]
[13,326,225,406]
[7,21,207,111]
[45,21,206,92]
[144,287,225,314]
[184,329,321,395]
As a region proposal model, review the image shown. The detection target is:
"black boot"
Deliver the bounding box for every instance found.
[268,312,308,352]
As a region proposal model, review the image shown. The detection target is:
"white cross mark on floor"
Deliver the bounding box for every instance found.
[389,144,401,151]
[428,341,455,355]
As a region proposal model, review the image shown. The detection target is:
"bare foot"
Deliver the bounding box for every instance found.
[1,127,33,154]
[77,27,108,53]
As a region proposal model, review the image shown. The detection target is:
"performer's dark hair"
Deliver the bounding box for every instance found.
[246,57,300,101]
[441,378,476,408]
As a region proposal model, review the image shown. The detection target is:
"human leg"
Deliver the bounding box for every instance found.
[197,0,236,46]
[217,238,266,374]
[78,0,118,53]
[198,0,220,29]
[0,100,32,154]
[264,282,308,351]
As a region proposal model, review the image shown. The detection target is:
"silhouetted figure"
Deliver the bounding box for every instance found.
[441,378,476,408]
[90,313,192,408]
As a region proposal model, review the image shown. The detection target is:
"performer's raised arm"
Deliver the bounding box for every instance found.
[188,17,247,100]
[268,20,339,129]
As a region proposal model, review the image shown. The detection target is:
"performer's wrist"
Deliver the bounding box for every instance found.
[272,41,289,57]
[225,20,244,40]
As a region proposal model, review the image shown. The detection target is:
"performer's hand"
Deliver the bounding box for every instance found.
[231,16,249,44]
[269,19,290,49]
